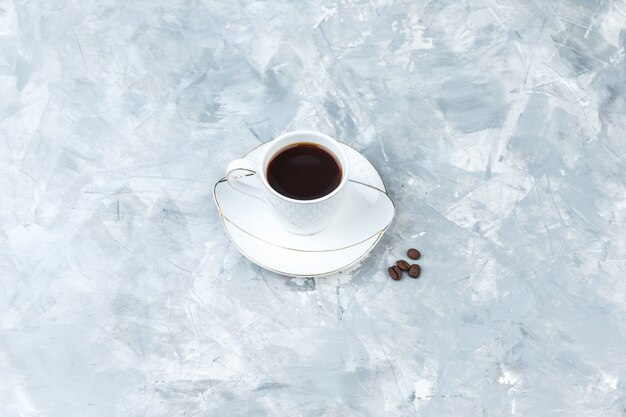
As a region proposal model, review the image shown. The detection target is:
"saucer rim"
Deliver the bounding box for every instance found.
[220,213,386,277]
[213,177,395,252]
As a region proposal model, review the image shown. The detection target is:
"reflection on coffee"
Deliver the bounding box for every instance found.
[267,143,342,200]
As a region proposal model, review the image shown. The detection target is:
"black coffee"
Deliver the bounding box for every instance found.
[266,143,342,200]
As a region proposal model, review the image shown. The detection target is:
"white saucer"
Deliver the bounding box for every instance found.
[213,143,394,276]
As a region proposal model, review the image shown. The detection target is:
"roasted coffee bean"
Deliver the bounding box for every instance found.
[388,265,402,280]
[396,260,410,270]
[393,265,403,279]
[408,264,421,278]
[407,248,421,260]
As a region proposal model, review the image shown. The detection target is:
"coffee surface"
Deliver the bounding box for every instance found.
[266,143,342,200]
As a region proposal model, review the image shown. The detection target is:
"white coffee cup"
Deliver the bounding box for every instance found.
[226,130,350,235]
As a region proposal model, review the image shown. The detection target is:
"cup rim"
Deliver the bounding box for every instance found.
[258,130,350,204]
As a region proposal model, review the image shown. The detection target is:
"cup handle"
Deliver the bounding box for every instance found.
[226,159,265,201]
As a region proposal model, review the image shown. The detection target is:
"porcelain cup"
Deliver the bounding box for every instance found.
[226,130,350,235]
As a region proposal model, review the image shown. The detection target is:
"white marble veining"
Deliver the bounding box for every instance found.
[1,0,626,415]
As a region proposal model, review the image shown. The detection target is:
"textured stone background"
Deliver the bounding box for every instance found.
[1,0,626,416]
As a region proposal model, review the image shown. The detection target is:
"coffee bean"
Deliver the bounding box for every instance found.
[393,265,403,279]
[396,260,410,270]
[408,264,421,278]
[388,265,402,280]
[407,248,421,260]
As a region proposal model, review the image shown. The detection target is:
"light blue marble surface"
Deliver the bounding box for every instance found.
[1,0,626,415]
